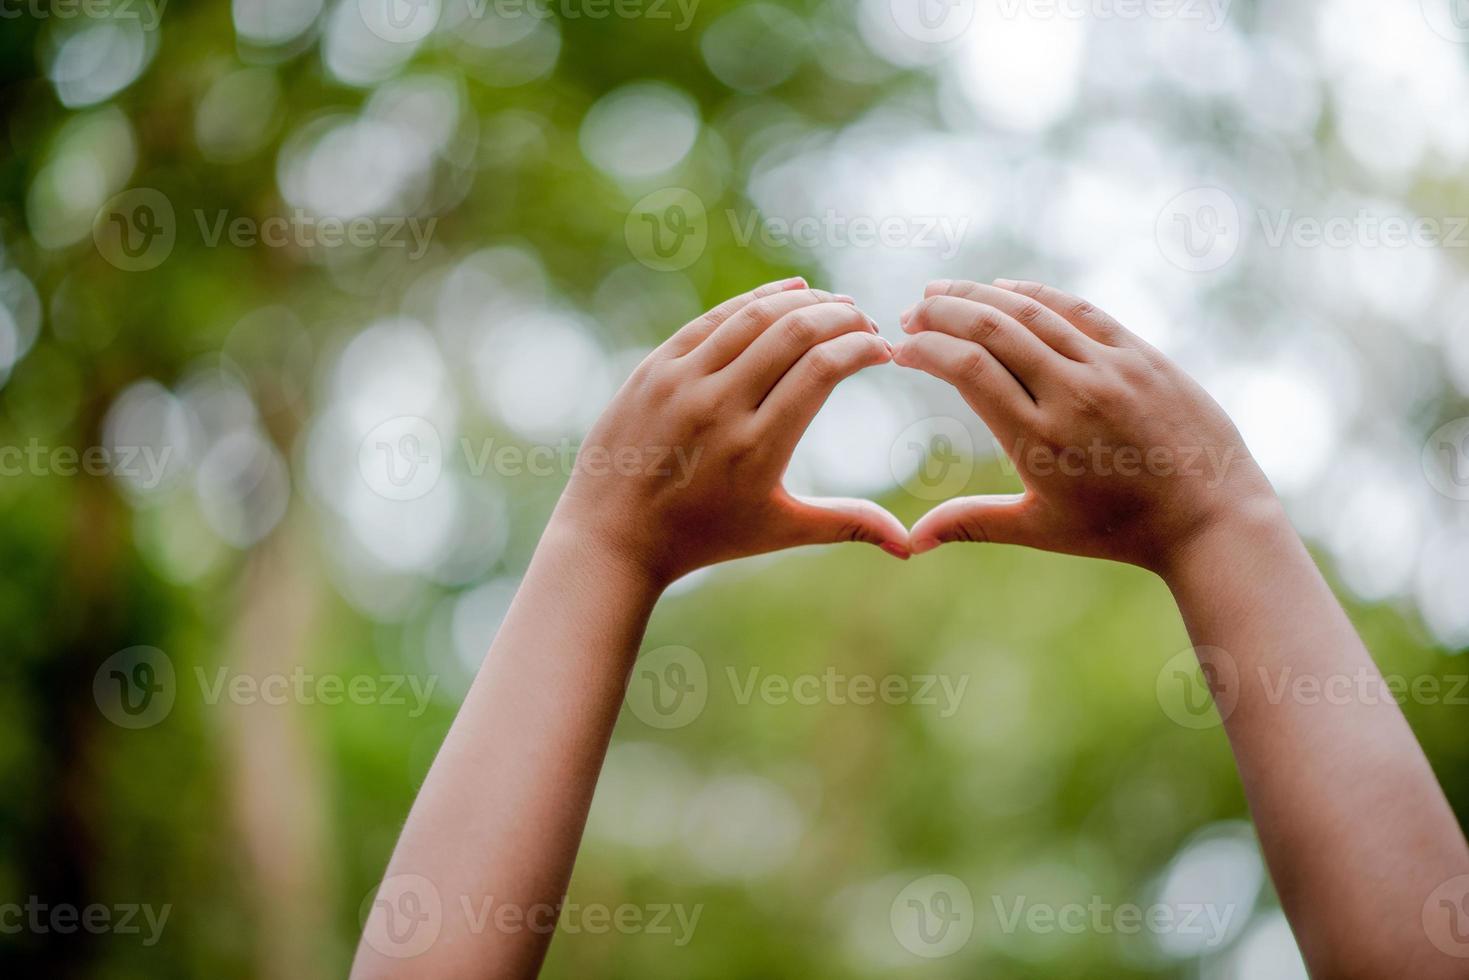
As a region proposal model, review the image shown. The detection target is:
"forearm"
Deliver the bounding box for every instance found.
[352,521,662,979]
[1162,499,1469,976]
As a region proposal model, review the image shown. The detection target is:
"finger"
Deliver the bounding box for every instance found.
[779,494,912,559]
[914,279,1098,360]
[687,288,855,372]
[658,277,808,358]
[756,330,892,454]
[909,494,1048,553]
[991,279,1138,348]
[892,331,1034,442]
[726,302,879,404]
[902,296,1068,395]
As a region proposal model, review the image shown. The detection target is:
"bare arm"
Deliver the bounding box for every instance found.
[352,277,909,979]
[896,277,1469,977]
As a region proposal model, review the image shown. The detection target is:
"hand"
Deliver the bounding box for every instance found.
[554,277,909,587]
[894,278,1279,572]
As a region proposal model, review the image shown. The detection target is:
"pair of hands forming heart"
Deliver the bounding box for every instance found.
[554,275,1275,587]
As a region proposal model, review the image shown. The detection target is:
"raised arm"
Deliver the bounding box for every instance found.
[895,277,1469,977]
[351,278,907,979]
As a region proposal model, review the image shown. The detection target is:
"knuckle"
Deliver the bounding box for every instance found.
[683,383,722,428]
[1066,298,1098,322]
[1011,299,1046,324]
[746,296,781,324]
[1032,417,1067,452]
[1071,379,1121,417]
[782,309,818,346]
[965,305,1001,343]
[637,361,678,400]
[1015,280,1044,298]
[724,421,763,460]
[804,343,844,381]
[946,517,989,545]
[957,347,990,383]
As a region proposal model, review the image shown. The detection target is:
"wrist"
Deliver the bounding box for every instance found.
[1153,492,1293,585]
[538,510,671,600]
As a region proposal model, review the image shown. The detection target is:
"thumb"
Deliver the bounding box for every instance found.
[909,494,1046,554]
[783,494,913,560]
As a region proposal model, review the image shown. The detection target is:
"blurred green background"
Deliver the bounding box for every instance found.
[2,0,1468,976]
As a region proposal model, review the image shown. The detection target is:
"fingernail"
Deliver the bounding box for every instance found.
[880,542,911,561]
[834,293,857,304]
[865,315,881,333]
[911,537,940,555]
[900,302,917,325]
[781,277,807,289]
[928,279,952,294]
[879,338,894,355]
[993,278,1018,289]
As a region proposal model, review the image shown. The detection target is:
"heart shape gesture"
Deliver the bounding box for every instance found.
[556,275,908,586]
[360,275,1469,980]
[555,274,1269,585]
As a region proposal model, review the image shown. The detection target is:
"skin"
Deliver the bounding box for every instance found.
[355,272,1469,979]
[350,277,907,980]
[897,278,1469,978]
